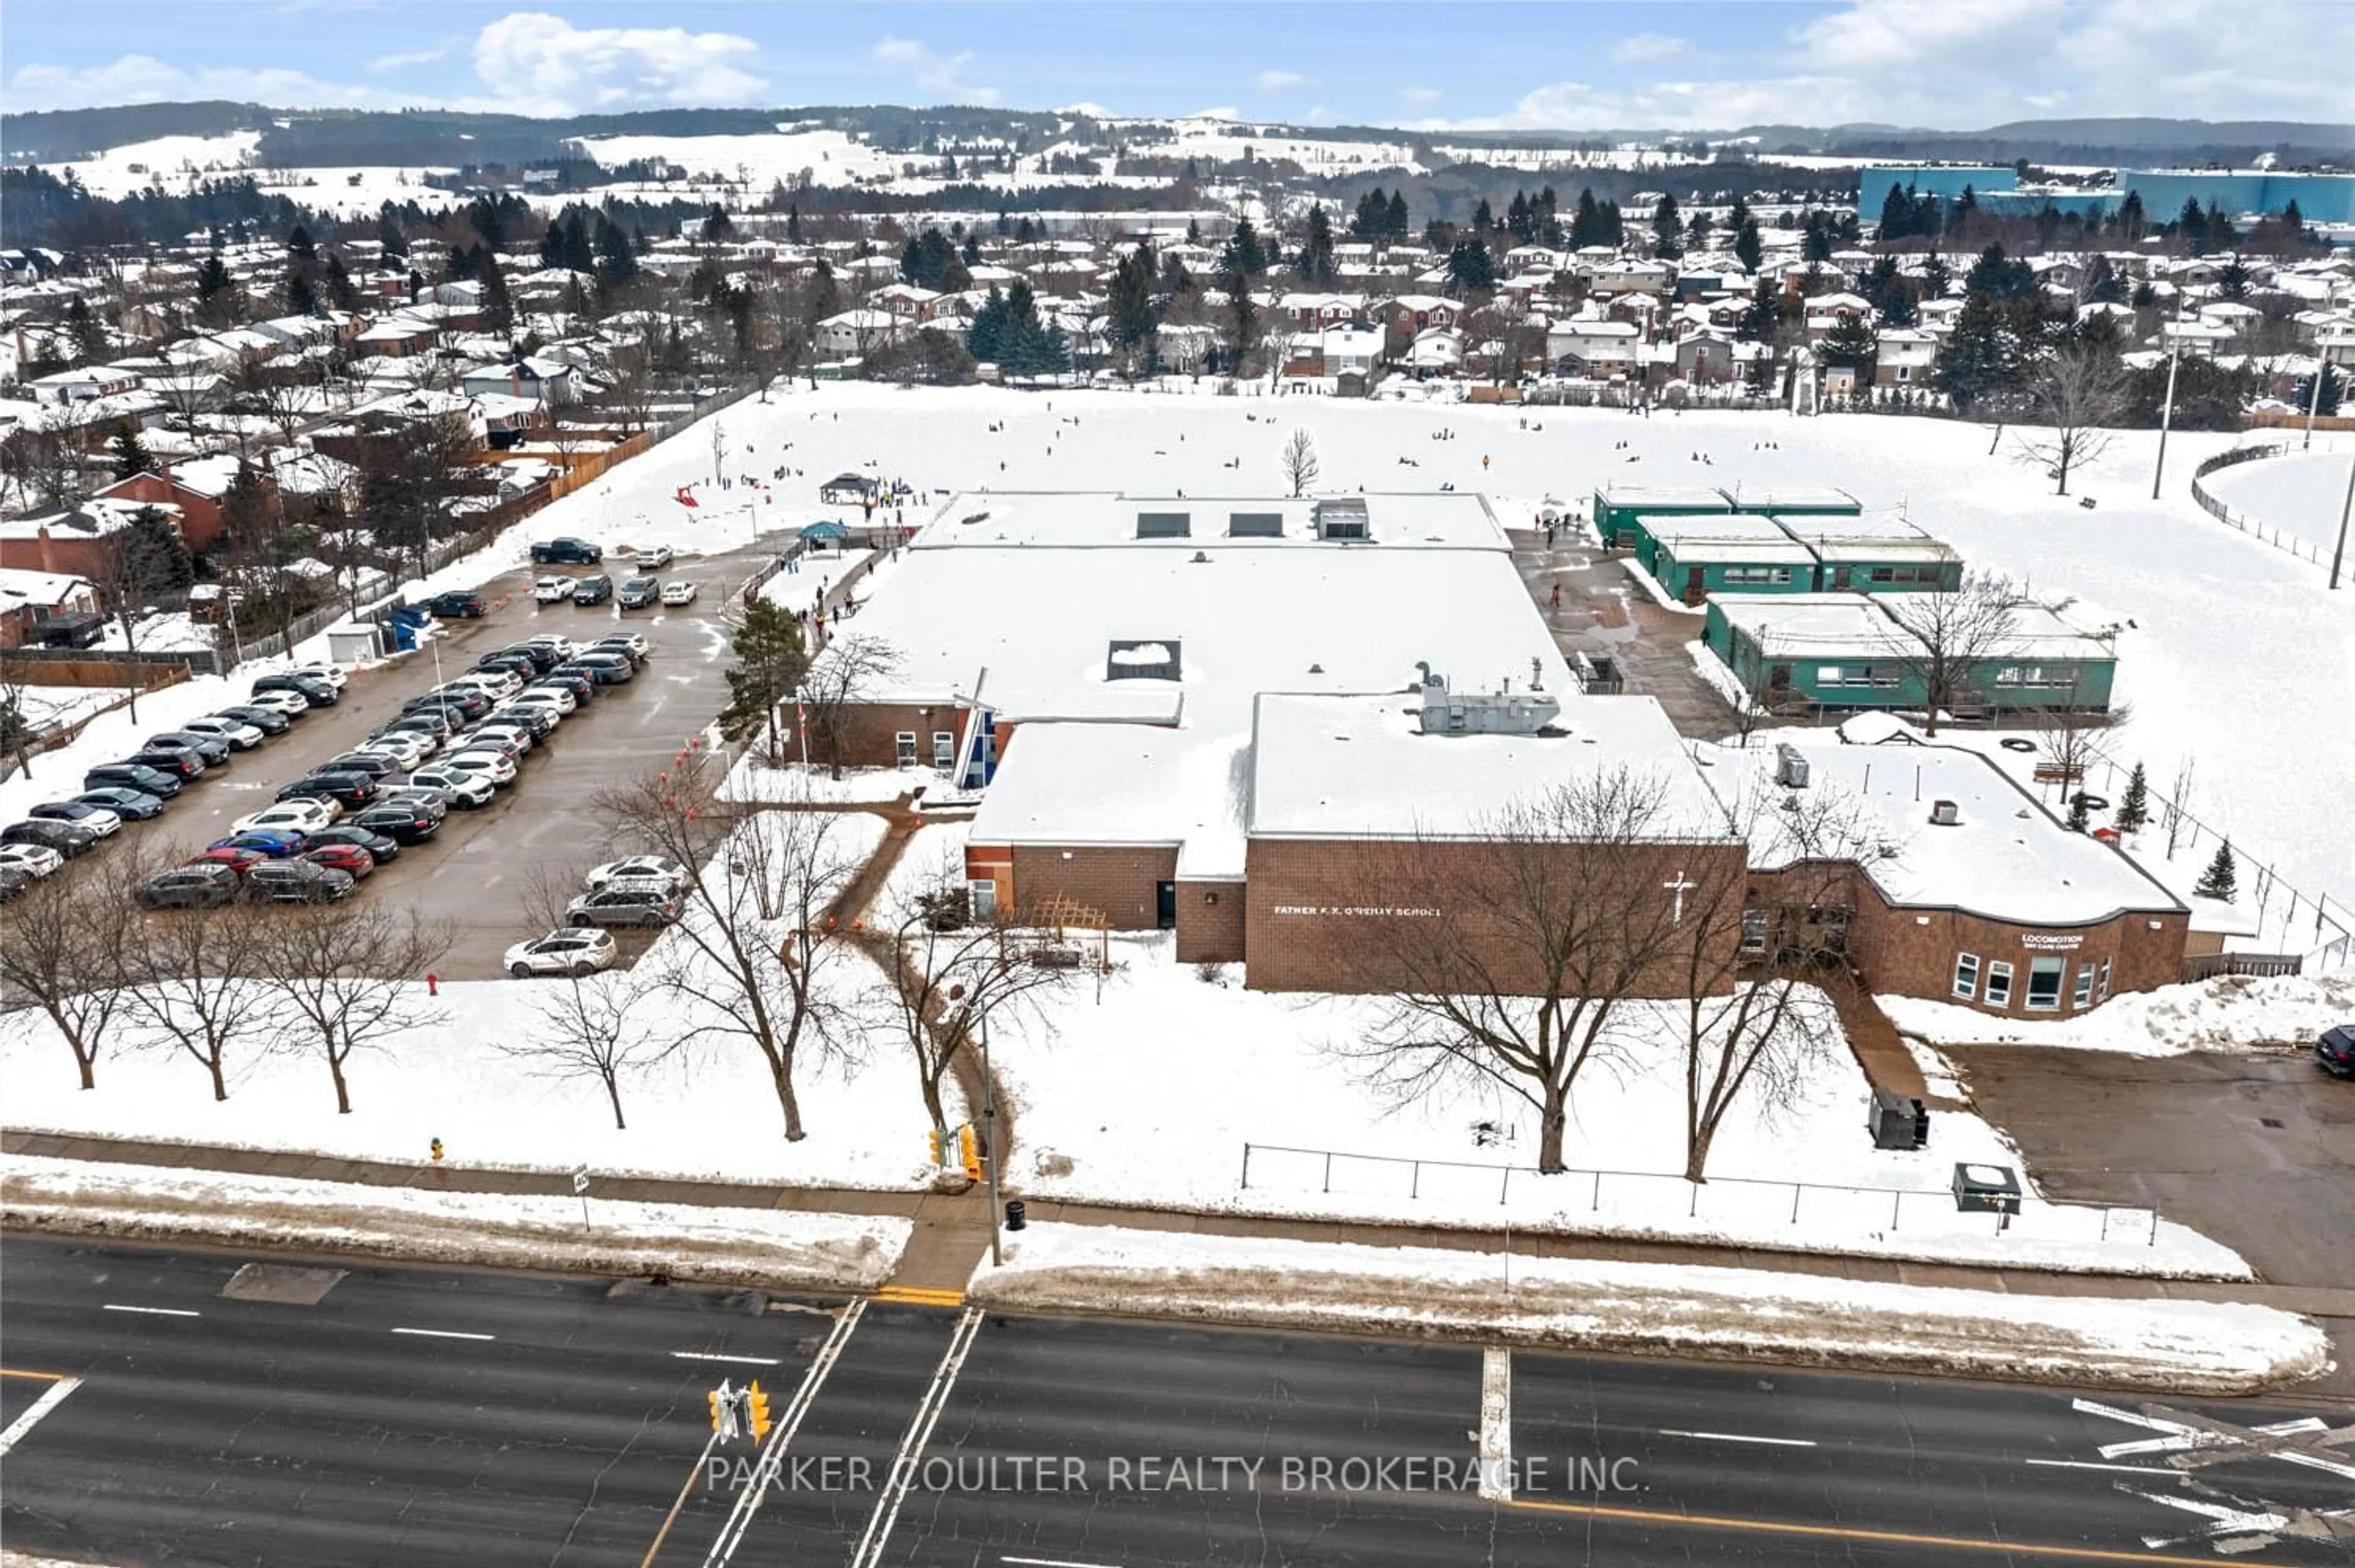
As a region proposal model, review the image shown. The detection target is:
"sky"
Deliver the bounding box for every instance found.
[4,0,2351,132]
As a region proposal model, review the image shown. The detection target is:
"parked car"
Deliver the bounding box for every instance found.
[245,859,355,903]
[427,589,488,619]
[531,537,603,565]
[466,721,535,756]
[308,825,401,863]
[585,855,689,891]
[630,543,675,569]
[217,703,293,735]
[144,732,231,768]
[446,670,522,702]
[0,842,67,879]
[501,641,566,673]
[3,819,97,858]
[659,579,699,607]
[504,927,618,978]
[284,662,348,692]
[406,768,496,809]
[242,690,314,721]
[592,632,651,662]
[408,689,491,722]
[75,787,166,821]
[277,773,379,811]
[354,733,431,770]
[28,800,123,837]
[186,845,267,876]
[134,863,242,910]
[534,576,578,604]
[209,829,310,859]
[508,689,577,721]
[304,843,377,879]
[378,711,456,748]
[618,575,661,610]
[519,632,576,657]
[491,702,559,738]
[347,805,441,846]
[124,747,205,781]
[572,573,614,606]
[2320,1024,2355,1079]
[252,672,337,707]
[475,652,540,681]
[532,672,595,703]
[320,751,402,780]
[234,801,339,836]
[182,714,267,751]
[440,749,519,787]
[564,885,680,929]
[0,866,29,904]
[373,785,452,817]
[85,762,183,798]
[557,654,634,686]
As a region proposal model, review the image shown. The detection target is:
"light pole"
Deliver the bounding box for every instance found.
[2330,445,2355,591]
[2150,333,2183,502]
[981,1009,1001,1267]
[2303,355,2330,451]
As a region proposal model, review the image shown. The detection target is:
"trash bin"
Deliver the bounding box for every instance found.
[1003,1201,1027,1233]
[1868,1088,1929,1150]
[1951,1162,2023,1215]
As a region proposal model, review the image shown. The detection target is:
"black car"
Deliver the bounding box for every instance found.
[124,747,206,781]
[134,863,242,910]
[532,537,603,566]
[477,651,538,678]
[3,819,98,858]
[0,866,30,904]
[557,654,633,686]
[308,825,402,863]
[218,703,293,735]
[417,687,494,720]
[502,642,564,673]
[427,589,488,619]
[278,772,378,810]
[146,731,232,767]
[617,575,661,610]
[86,762,183,798]
[533,671,596,703]
[2320,1025,2355,1079]
[252,672,338,706]
[349,803,442,844]
[572,573,614,606]
[245,859,355,904]
[496,703,559,738]
[75,787,166,820]
[320,751,402,780]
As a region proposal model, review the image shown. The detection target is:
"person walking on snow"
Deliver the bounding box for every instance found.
[1549,582,1562,612]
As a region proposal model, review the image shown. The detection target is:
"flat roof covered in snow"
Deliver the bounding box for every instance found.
[969,722,1251,879]
[916,491,1509,551]
[1647,512,1818,557]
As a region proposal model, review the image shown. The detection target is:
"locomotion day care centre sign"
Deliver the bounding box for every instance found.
[2020,933,2086,951]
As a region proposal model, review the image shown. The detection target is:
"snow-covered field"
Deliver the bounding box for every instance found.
[973,1224,2327,1393]
[53,130,461,218]
[2199,443,2355,560]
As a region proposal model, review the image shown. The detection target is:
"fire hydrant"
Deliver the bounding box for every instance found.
[426,972,439,997]
[429,1137,445,1163]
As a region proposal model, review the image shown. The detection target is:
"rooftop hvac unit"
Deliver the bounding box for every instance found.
[1929,799,1961,826]
[1775,743,1810,789]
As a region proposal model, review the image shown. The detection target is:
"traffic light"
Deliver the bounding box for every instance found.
[746,1381,773,1442]
[928,1128,944,1166]
[958,1123,982,1182]
[708,1384,735,1439]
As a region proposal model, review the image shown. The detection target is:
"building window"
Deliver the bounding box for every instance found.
[1817,665,1845,686]
[2072,963,2096,1008]
[2096,958,2113,1001]
[1740,908,1768,954]
[1725,566,1791,585]
[1985,962,2013,1008]
[1952,953,1980,1000]
[967,878,998,920]
[2026,956,2065,1010]
[894,732,917,767]
[932,731,955,767]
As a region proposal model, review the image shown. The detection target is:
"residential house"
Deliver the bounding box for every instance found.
[0,565,99,648]
[1545,317,1641,378]
[459,357,578,408]
[1874,327,1939,388]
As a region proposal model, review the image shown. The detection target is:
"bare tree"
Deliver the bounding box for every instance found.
[252,903,451,1114]
[1279,427,1320,497]
[0,857,142,1089]
[497,971,670,1130]
[594,759,869,1140]
[2013,343,2132,496]
[1877,570,2021,736]
[1327,768,1747,1172]
[2031,676,2130,827]
[0,654,44,780]
[795,632,904,780]
[120,894,280,1102]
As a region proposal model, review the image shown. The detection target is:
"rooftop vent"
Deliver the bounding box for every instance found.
[1775,743,1810,789]
[1929,799,1961,827]
[1136,510,1190,540]
[1312,497,1370,541]
[1106,638,1182,682]
[1228,510,1284,538]
[1412,664,1561,736]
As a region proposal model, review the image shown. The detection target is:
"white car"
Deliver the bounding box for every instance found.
[233,801,339,836]
[245,689,313,719]
[468,722,536,755]
[441,749,519,787]
[585,854,689,892]
[520,632,576,656]
[502,926,618,979]
[630,543,675,569]
[533,576,577,604]
[658,579,699,607]
[182,714,267,751]
[508,687,576,717]
[449,670,523,701]
[356,734,431,769]
[407,768,496,808]
[0,843,66,879]
[285,662,348,690]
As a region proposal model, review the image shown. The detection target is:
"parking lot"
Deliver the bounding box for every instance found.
[15,536,784,981]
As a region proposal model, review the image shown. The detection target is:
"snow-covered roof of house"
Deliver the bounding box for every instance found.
[0,566,95,610]
[1719,741,2184,926]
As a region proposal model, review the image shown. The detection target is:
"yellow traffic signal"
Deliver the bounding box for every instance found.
[958,1123,982,1182]
[746,1381,773,1442]
[707,1387,726,1434]
[927,1128,944,1166]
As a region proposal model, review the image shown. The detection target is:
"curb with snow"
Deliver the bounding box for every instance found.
[967,1224,2333,1396]
[0,1155,909,1295]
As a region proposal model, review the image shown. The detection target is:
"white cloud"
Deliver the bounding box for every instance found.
[1398,86,1443,109]
[4,55,414,112]
[1609,33,1688,64]
[1254,69,1311,93]
[369,47,448,73]
[870,34,1000,105]
[471,12,767,116]
[1189,105,1242,122]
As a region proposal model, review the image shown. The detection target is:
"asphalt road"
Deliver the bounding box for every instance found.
[5,1235,2351,1567]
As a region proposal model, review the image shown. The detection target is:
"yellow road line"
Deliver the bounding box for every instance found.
[0,1367,68,1382]
[1507,1496,2243,1567]
[874,1285,965,1307]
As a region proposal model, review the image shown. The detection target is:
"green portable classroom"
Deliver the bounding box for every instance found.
[1591,484,1733,556]
[1645,513,1819,605]
[1772,514,1964,593]
[1723,484,1864,520]
[1703,594,2117,714]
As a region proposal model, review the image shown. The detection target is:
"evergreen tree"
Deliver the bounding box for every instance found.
[2114,762,2150,834]
[1599,200,1625,247]
[375,208,408,261]
[1685,210,1710,251]
[64,295,107,361]
[284,269,318,315]
[1295,204,1336,286]
[1737,277,1782,343]
[1351,189,1385,240]
[478,248,515,334]
[1223,216,1268,277]
[1936,288,2015,411]
[1385,190,1408,240]
[321,249,359,310]
[2083,253,2124,304]
[1568,188,1601,248]
[2205,203,2237,254]
[2177,197,2210,254]
[1964,242,2031,300]
[1446,236,1496,291]
[286,223,316,260]
[195,252,232,305]
[2216,252,2251,301]
[2295,362,2343,418]
[1506,191,1533,243]
[1799,211,1832,263]
[1864,256,1915,326]
[1818,310,1877,373]
[1733,216,1763,273]
[2066,791,2091,832]
[1877,182,1914,240]
[702,204,735,243]
[2112,189,2146,245]
[2192,841,2238,902]
[1650,193,1682,259]
[592,214,638,286]
[1920,250,1951,299]
[717,599,810,752]
[961,232,981,266]
[966,286,1007,362]
[109,426,152,482]
[1471,197,1494,233]
[123,504,194,592]
[1106,241,1158,360]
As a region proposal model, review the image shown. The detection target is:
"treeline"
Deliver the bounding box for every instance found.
[2,164,321,250]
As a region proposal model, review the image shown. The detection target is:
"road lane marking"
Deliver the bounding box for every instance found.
[695,1298,868,1568]
[0,1376,83,1457]
[0,1367,70,1381]
[670,1350,781,1367]
[849,1306,985,1568]
[1003,1558,1125,1567]
[102,1304,199,1318]
[875,1284,965,1307]
[1507,1496,2276,1566]
[1658,1429,1817,1448]
[1477,1347,1513,1502]
[390,1326,496,1342]
[2023,1459,2185,1477]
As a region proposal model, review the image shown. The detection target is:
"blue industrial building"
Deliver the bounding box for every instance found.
[1859,166,2355,227]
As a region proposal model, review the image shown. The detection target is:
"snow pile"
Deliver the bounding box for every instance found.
[1884,972,2355,1054]
[970,1223,2330,1394]
[1,1154,909,1291]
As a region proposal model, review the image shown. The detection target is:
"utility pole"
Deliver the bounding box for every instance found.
[2303,357,2329,450]
[2150,335,2183,501]
[981,1011,1001,1267]
[2330,446,2355,591]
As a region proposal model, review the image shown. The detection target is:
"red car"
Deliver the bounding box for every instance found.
[302,843,377,880]
[186,846,267,877]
